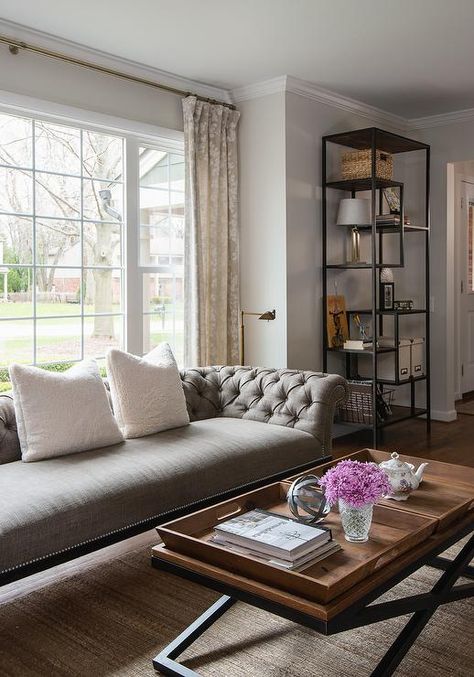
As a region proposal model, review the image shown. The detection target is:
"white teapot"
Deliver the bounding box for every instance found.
[379,452,428,501]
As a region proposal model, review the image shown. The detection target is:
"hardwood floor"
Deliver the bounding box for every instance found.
[333,414,474,466]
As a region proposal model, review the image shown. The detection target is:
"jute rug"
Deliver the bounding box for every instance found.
[0,533,472,677]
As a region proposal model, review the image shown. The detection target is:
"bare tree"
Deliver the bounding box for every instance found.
[0,119,122,338]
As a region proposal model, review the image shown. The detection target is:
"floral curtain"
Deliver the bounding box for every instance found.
[182,96,240,367]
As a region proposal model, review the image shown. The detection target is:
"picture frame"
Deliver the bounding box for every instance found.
[380,282,394,310]
[327,295,349,348]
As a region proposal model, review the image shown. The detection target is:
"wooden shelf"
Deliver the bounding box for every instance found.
[325,178,403,192]
[327,346,396,355]
[380,406,428,428]
[346,309,427,316]
[323,127,429,154]
[326,263,404,270]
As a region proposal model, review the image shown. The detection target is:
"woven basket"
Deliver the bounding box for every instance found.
[341,149,393,181]
[338,381,394,425]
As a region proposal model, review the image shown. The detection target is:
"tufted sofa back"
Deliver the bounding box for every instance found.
[180,366,347,453]
[0,367,347,464]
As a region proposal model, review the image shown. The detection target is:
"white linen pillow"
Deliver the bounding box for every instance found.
[9,360,124,462]
[106,343,189,439]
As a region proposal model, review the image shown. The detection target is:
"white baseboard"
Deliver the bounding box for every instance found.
[431,409,458,422]
[454,391,462,402]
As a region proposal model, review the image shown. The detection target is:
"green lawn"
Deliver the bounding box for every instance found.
[0,300,184,390]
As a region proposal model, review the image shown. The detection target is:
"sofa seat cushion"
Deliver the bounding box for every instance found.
[0,418,318,573]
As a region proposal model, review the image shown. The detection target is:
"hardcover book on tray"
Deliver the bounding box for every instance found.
[213,509,332,561]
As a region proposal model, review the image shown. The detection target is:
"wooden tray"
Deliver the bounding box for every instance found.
[157,481,437,605]
[286,449,474,532]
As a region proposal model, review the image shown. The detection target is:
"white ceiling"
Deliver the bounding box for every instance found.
[0,0,474,117]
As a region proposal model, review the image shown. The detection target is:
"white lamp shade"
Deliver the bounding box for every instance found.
[336,198,371,226]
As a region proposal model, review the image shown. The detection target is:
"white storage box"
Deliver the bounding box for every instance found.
[411,337,425,377]
[358,337,411,382]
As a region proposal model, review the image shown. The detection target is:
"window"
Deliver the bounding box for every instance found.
[139,146,184,363]
[0,108,185,383]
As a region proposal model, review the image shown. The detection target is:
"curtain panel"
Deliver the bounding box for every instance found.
[183,96,240,367]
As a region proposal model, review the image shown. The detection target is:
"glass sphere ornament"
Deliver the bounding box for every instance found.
[287,474,331,524]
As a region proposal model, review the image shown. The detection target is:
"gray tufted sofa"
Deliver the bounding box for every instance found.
[0,366,347,584]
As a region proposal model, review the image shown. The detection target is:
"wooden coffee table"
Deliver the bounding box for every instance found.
[151,450,474,676]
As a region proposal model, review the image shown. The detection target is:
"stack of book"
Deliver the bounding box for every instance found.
[212,509,340,571]
[376,214,411,227]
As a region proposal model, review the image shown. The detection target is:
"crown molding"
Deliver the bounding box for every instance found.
[408,107,474,130]
[0,18,232,104]
[231,76,288,103]
[2,20,474,132]
[231,75,407,130]
[285,76,407,131]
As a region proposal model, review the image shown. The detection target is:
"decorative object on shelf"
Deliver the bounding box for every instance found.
[327,294,349,348]
[380,267,394,310]
[344,313,372,350]
[318,460,391,542]
[341,149,393,181]
[239,309,276,365]
[378,452,428,501]
[287,474,331,524]
[394,299,414,311]
[359,337,411,382]
[338,380,394,424]
[336,198,371,263]
[382,187,400,213]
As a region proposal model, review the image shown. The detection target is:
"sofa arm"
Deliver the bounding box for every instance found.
[180,366,348,456]
[0,394,21,464]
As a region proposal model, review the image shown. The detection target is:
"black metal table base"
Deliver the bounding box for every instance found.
[152,531,473,677]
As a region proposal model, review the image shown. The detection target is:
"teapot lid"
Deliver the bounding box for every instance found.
[379,452,409,470]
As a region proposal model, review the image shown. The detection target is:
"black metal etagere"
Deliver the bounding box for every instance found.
[322,127,430,447]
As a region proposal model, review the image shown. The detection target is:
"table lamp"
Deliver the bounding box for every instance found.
[336,198,371,263]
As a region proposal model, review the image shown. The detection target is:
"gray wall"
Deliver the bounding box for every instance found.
[0,47,183,131]
[238,92,287,367]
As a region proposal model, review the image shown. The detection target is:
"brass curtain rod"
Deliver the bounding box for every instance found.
[0,34,236,110]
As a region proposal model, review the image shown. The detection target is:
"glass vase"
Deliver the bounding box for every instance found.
[338,499,374,543]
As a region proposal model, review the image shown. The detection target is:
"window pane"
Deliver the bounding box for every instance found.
[82,131,123,180]
[83,180,123,222]
[34,120,81,175]
[36,317,81,363]
[143,313,183,364]
[36,268,81,316]
[36,219,80,266]
[139,148,168,188]
[0,319,34,366]
[0,113,32,168]
[83,315,123,359]
[83,268,122,314]
[170,191,185,216]
[170,154,184,191]
[0,167,33,214]
[0,266,33,316]
[83,222,121,267]
[143,272,183,312]
[35,171,81,218]
[139,187,169,225]
[0,215,33,264]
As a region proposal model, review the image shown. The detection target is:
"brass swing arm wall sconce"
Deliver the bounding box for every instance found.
[240,309,276,365]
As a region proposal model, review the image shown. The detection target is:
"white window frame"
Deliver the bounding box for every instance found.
[0,90,184,362]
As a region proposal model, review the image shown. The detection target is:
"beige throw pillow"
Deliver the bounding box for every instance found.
[9,360,124,462]
[105,343,189,439]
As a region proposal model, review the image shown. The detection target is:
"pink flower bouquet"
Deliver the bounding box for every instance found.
[318,460,391,508]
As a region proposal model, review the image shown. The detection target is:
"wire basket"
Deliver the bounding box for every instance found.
[341,149,393,181]
[338,381,395,425]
